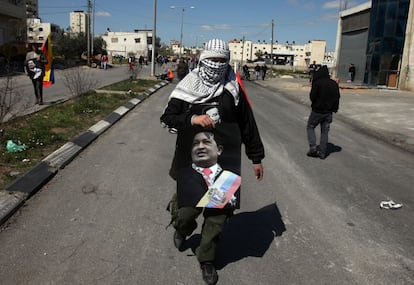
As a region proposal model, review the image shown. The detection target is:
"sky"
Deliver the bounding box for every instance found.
[38,0,368,51]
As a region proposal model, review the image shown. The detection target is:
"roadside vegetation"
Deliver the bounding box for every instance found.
[0,78,158,189]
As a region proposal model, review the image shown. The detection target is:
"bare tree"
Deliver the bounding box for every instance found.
[0,75,29,124]
[61,67,99,97]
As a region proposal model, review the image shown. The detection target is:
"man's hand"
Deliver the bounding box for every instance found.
[192,115,215,128]
[253,164,264,181]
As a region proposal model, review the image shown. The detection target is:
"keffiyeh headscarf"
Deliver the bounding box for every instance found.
[169,39,239,105]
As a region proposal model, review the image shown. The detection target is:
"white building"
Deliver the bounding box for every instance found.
[70,10,87,35]
[228,39,326,68]
[27,18,50,44]
[27,18,63,45]
[102,30,153,59]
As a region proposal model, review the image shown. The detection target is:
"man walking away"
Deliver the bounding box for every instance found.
[348,63,356,82]
[306,65,340,159]
[254,64,260,80]
[261,64,267,80]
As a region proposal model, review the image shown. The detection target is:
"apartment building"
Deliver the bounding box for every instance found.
[70,10,87,35]
[335,0,413,90]
[26,0,39,18]
[0,0,26,45]
[228,39,326,68]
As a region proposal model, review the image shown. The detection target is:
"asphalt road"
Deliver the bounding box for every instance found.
[0,80,413,284]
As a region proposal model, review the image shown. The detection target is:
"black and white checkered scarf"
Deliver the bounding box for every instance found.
[168,61,239,106]
[168,38,239,105]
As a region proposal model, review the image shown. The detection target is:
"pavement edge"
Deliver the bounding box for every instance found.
[0,80,169,226]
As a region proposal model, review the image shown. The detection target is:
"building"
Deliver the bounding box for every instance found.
[335,0,414,90]
[27,18,63,45]
[228,39,326,68]
[26,0,39,18]
[70,10,87,35]
[0,0,26,45]
[102,30,153,59]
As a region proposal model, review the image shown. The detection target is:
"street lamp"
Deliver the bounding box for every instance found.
[170,5,195,58]
[151,0,157,77]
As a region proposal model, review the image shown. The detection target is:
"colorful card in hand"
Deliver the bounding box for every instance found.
[196,170,241,208]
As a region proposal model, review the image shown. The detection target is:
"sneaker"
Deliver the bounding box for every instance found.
[318,151,326,159]
[173,230,185,251]
[307,147,318,157]
[200,262,218,285]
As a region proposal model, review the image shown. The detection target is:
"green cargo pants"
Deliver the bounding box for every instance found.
[169,194,232,263]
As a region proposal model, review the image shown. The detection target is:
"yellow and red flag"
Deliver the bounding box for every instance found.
[41,33,54,87]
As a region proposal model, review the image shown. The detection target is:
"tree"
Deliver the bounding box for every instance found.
[255,50,264,61]
[53,34,105,67]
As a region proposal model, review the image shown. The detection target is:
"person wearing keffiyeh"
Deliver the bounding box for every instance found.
[160,38,265,285]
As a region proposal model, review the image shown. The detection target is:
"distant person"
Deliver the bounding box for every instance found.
[308,60,318,82]
[139,55,144,68]
[188,56,196,71]
[348,63,356,82]
[167,68,174,82]
[261,64,268,80]
[25,44,47,105]
[100,53,108,70]
[254,64,261,80]
[176,58,189,81]
[242,64,250,80]
[128,56,135,71]
[306,65,340,159]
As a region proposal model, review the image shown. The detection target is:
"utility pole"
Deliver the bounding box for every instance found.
[91,0,95,55]
[87,0,91,65]
[241,35,245,69]
[151,0,157,77]
[270,19,274,77]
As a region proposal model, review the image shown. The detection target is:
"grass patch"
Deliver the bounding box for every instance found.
[0,79,158,188]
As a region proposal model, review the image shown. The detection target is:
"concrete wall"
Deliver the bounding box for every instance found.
[399,0,414,91]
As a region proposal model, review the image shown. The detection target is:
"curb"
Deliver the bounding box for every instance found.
[0,81,169,226]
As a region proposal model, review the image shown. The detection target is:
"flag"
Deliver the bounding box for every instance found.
[41,33,54,87]
[196,170,241,208]
[235,68,253,109]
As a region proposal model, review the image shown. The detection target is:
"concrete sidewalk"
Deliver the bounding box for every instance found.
[253,76,414,154]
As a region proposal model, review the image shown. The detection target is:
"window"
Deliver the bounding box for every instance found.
[111,38,118,43]
[39,27,43,31]
[135,38,141,43]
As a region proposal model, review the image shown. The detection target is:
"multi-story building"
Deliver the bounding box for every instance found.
[70,10,87,35]
[0,0,26,45]
[102,30,153,59]
[228,39,326,68]
[27,17,49,45]
[27,18,63,45]
[26,0,39,18]
[335,0,413,90]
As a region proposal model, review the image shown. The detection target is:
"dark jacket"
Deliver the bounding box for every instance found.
[176,61,189,80]
[310,65,340,113]
[160,84,265,182]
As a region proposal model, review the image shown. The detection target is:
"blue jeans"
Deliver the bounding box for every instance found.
[306,111,333,155]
